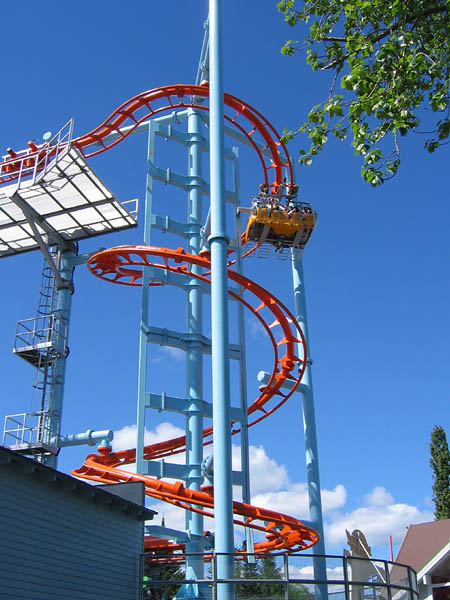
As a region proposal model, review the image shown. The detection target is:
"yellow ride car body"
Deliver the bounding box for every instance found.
[244,205,317,249]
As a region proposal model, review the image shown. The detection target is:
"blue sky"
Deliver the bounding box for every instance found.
[1,1,449,559]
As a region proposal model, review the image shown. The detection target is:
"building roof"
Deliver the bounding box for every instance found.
[0,445,156,522]
[396,520,450,575]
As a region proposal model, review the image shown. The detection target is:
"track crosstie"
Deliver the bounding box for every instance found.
[0,84,320,553]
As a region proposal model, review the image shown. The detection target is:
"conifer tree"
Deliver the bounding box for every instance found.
[235,553,314,599]
[259,554,284,598]
[430,426,450,520]
[236,558,261,598]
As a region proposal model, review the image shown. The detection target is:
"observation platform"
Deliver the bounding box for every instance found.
[2,411,59,456]
[0,146,137,257]
[13,314,68,366]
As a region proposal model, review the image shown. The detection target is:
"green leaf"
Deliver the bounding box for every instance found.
[278,0,450,185]
[281,41,296,56]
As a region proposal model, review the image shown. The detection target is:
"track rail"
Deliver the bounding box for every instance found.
[0,84,319,553]
[73,246,319,552]
[0,84,291,192]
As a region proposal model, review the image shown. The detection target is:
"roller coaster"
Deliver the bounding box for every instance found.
[0,83,320,561]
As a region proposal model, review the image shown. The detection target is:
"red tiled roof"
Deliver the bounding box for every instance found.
[396,520,450,573]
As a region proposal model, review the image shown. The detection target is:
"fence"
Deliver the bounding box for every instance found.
[141,551,418,600]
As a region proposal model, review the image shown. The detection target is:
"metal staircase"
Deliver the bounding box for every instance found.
[3,249,68,458]
[0,115,138,467]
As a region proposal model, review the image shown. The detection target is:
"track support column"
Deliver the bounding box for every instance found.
[45,249,75,468]
[291,253,327,600]
[136,120,156,474]
[209,0,235,597]
[182,107,206,598]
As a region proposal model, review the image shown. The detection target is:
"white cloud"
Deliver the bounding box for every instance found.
[151,345,185,365]
[423,496,433,508]
[326,489,434,547]
[251,483,346,521]
[145,499,217,541]
[112,422,185,452]
[247,315,266,339]
[112,424,139,450]
[110,429,432,558]
[363,486,394,506]
[118,463,137,473]
[288,564,344,581]
[252,483,309,518]
[249,445,289,493]
[231,444,289,495]
[146,500,188,532]
[322,484,347,511]
[289,565,315,579]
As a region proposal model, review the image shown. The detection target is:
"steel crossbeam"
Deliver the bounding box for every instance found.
[143,325,241,360]
[145,392,244,422]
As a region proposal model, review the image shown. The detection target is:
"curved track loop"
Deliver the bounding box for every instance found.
[0,84,319,552]
[73,84,292,192]
[0,84,292,192]
[73,245,319,552]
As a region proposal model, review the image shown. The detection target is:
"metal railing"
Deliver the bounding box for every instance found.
[0,119,73,187]
[14,313,68,358]
[2,410,54,447]
[122,197,139,221]
[140,552,418,600]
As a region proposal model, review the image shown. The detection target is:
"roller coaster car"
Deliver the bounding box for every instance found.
[244,203,317,250]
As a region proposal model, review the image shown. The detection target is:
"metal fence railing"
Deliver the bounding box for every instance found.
[0,119,73,187]
[140,552,418,600]
[3,410,53,447]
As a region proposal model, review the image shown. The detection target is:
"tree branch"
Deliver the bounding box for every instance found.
[319,5,448,46]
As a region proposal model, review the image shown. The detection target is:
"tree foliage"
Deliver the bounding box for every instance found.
[143,554,184,600]
[235,557,262,598]
[259,555,285,597]
[277,0,450,185]
[235,554,314,599]
[430,425,450,520]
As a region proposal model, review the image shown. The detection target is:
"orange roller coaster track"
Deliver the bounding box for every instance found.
[0,83,319,553]
[72,245,319,553]
[0,84,292,192]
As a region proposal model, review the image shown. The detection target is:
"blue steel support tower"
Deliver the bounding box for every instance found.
[184,106,206,594]
[135,127,244,600]
[133,10,325,599]
[292,254,327,598]
[0,9,326,599]
[209,2,235,598]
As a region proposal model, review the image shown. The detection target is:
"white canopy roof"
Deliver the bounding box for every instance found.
[0,147,137,257]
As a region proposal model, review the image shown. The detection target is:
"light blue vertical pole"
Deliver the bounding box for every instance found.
[209,0,235,597]
[45,249,75,468]
[291,252,327,598]
[232,147,254,556]
[184,107,205,594]
[136,120,156,474]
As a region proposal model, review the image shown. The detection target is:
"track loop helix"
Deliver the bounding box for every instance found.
[73,245,319,552]
[0,83,320,553]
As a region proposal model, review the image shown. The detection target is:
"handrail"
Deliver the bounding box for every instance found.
[141,551,419,600]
